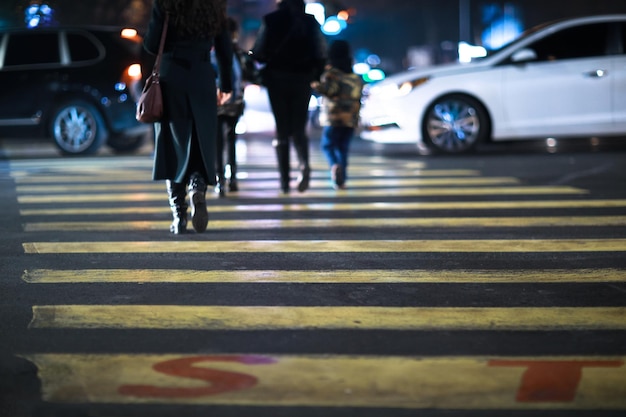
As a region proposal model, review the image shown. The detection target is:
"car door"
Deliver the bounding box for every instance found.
[0,31,60,129]
[500,22,613,138]
[613,22,626,127]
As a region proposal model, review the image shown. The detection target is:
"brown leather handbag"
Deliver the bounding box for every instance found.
[136,13,169,123]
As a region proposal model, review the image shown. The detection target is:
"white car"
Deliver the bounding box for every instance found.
[360,15,626,153]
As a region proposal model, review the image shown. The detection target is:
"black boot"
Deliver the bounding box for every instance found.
[227,163,238,192]
[166,180,187,234]
[273,140,290,194]
[215,175,226,198]
[294,137,310,193]
[297,164,310,193]
[188,173,208,233]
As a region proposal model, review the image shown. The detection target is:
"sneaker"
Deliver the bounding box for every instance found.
[331,164,345,189]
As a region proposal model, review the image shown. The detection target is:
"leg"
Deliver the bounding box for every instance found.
[273,138,291,194]
[188,172,208,232]
[290,84,313,193]
[335,127,354,187]
[166,180,188,234]
[225,116,239,192]
[321,126,343,189]
[293,133,310,192]
[215,117,226,197]
[320,126,338,168]
[267,81,294,193]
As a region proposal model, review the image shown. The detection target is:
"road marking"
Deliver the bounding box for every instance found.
[16,177,521,193]
[8,156,427,169]
[29,305,626,330]
[16,186,587,203]
[22,239,626,254]
[11,168,481,182]
[21,268,626,284]
[21,216,626,231]
[20,353,626,407]
[18,199,626,216]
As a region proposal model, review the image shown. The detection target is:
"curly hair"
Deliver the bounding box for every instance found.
[157,0,227,39]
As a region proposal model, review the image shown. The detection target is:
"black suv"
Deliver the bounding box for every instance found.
[0,26,151,155]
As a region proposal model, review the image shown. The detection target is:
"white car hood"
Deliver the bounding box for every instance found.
[374,59,496,87]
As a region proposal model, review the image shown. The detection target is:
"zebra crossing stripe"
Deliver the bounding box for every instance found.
[29,305,626,330]
[18,199,626,216]
[11,168,477,182]
[20,353,626,408]
[21,268,626,283]
[22,239,626,254]
[15,177,521,193]
[16,186,587,203]
[21,215,626,231]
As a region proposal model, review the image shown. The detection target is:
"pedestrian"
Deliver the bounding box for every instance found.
[311,39,363,189]
[214,17,246,197]
[143,0,233,234]
[249,0,327,194]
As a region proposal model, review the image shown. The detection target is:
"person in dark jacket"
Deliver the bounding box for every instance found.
[143,0,232,234]
[250,0,327,194]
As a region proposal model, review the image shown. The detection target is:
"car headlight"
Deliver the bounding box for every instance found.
[368,76,430,99]
[398,77,430,94]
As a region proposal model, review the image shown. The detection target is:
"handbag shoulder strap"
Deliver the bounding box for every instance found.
[152,12,169,74]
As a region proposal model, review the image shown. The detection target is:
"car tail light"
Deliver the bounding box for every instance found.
[126,64,142,81]
[121,28,138,40]
[121,63,143,101]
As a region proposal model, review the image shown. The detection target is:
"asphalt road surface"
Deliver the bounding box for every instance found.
[1,134,625,417]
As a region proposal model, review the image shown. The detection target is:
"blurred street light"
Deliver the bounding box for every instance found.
[25,3,54,27]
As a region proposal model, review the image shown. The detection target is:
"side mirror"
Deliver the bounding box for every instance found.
[511,48,537,63]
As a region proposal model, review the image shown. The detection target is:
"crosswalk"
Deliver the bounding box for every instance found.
[9,148,626,414]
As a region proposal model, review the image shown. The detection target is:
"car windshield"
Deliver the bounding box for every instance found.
[479,20,554,59]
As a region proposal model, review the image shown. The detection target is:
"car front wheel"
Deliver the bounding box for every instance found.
[422,94,489,154]
[50,100,107,155]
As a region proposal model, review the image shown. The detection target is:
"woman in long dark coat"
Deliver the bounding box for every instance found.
[143,0,232,234]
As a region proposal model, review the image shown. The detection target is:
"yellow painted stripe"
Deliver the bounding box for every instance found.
[22,239,626,254]
[15,177,520,193]
[8,160,153,171]
[21,268,626,284]
[9,156,425,169]
[21,353,626,408]
[21,216,626,232]
[11,165,480,184]
[10,159,442,175]
[16,186,587,203]
[13,167,478,183]
[29,305,626,330]
[11,169,482,184]
[18,199,626,216]
[9,155,153,164]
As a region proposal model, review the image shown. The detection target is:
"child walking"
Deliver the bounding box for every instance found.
[311,39,363,189]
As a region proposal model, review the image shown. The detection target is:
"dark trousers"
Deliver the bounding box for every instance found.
[265,70,311,158]
[216,114,239,181]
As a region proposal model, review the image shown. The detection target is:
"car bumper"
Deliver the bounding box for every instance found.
[360,101,420,144]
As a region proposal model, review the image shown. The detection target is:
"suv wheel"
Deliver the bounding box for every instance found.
[50,100,108,155]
